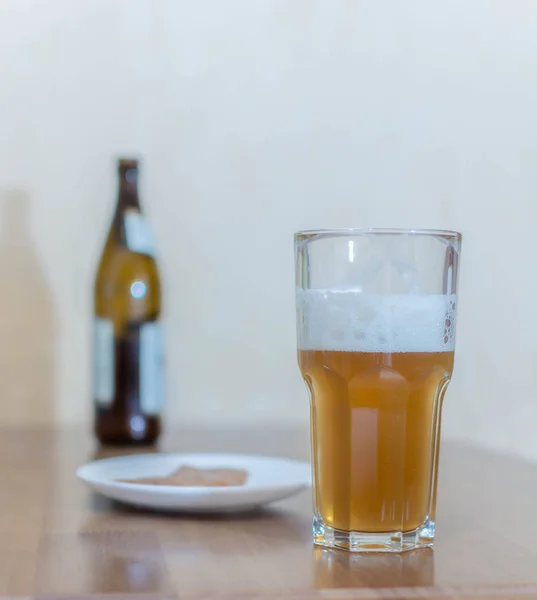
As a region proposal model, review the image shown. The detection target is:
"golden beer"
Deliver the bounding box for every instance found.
[299,348,453,534]
[295,228,461,551]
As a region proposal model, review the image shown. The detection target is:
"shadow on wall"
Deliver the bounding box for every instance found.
[0,188,56,424]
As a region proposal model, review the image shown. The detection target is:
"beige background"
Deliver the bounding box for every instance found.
[1,1,535,458]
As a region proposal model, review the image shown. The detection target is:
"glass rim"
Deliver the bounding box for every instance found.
[294,227,462,242]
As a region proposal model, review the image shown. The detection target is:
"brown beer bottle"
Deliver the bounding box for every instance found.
[93,158,164,445]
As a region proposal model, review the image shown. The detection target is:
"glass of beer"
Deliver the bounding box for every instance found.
[295,228,461,552]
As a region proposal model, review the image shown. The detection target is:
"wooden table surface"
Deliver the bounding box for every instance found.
[2,426,537,600]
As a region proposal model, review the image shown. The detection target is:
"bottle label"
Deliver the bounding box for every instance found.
[93,317,114,407]
[124,211,155,257]
[139,321,164,415]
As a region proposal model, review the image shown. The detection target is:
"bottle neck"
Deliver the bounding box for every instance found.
[117,166,141,211]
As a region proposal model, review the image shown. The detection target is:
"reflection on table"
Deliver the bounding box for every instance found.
[313,546,434,589]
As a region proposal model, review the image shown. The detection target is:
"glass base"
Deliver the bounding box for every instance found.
[313,515,435,553]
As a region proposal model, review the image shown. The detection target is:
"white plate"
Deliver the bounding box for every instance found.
[76,453,312,513]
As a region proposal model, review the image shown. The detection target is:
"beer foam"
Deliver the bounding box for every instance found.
[297,290,456,353]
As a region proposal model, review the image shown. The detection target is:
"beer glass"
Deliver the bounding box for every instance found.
[295,229,461,552]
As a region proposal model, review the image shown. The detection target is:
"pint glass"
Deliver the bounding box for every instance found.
[295,229,461,552]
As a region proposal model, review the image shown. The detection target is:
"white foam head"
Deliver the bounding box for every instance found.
[297,290,456,353]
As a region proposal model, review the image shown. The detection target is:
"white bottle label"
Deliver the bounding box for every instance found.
[124,211,155,257]
[139,321,164,415]
[93,317,114,407]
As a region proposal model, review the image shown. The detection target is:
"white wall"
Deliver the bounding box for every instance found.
[1,0,536,458]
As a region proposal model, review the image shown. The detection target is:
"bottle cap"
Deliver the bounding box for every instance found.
[118,158,139,171]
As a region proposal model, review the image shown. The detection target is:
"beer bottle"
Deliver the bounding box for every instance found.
[93,158,163,445]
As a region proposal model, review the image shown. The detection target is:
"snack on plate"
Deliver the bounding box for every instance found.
[118,465,248,487]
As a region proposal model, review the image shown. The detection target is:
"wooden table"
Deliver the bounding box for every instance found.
[2,426,537,600]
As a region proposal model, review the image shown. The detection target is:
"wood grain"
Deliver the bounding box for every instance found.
[1,426,537,600]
